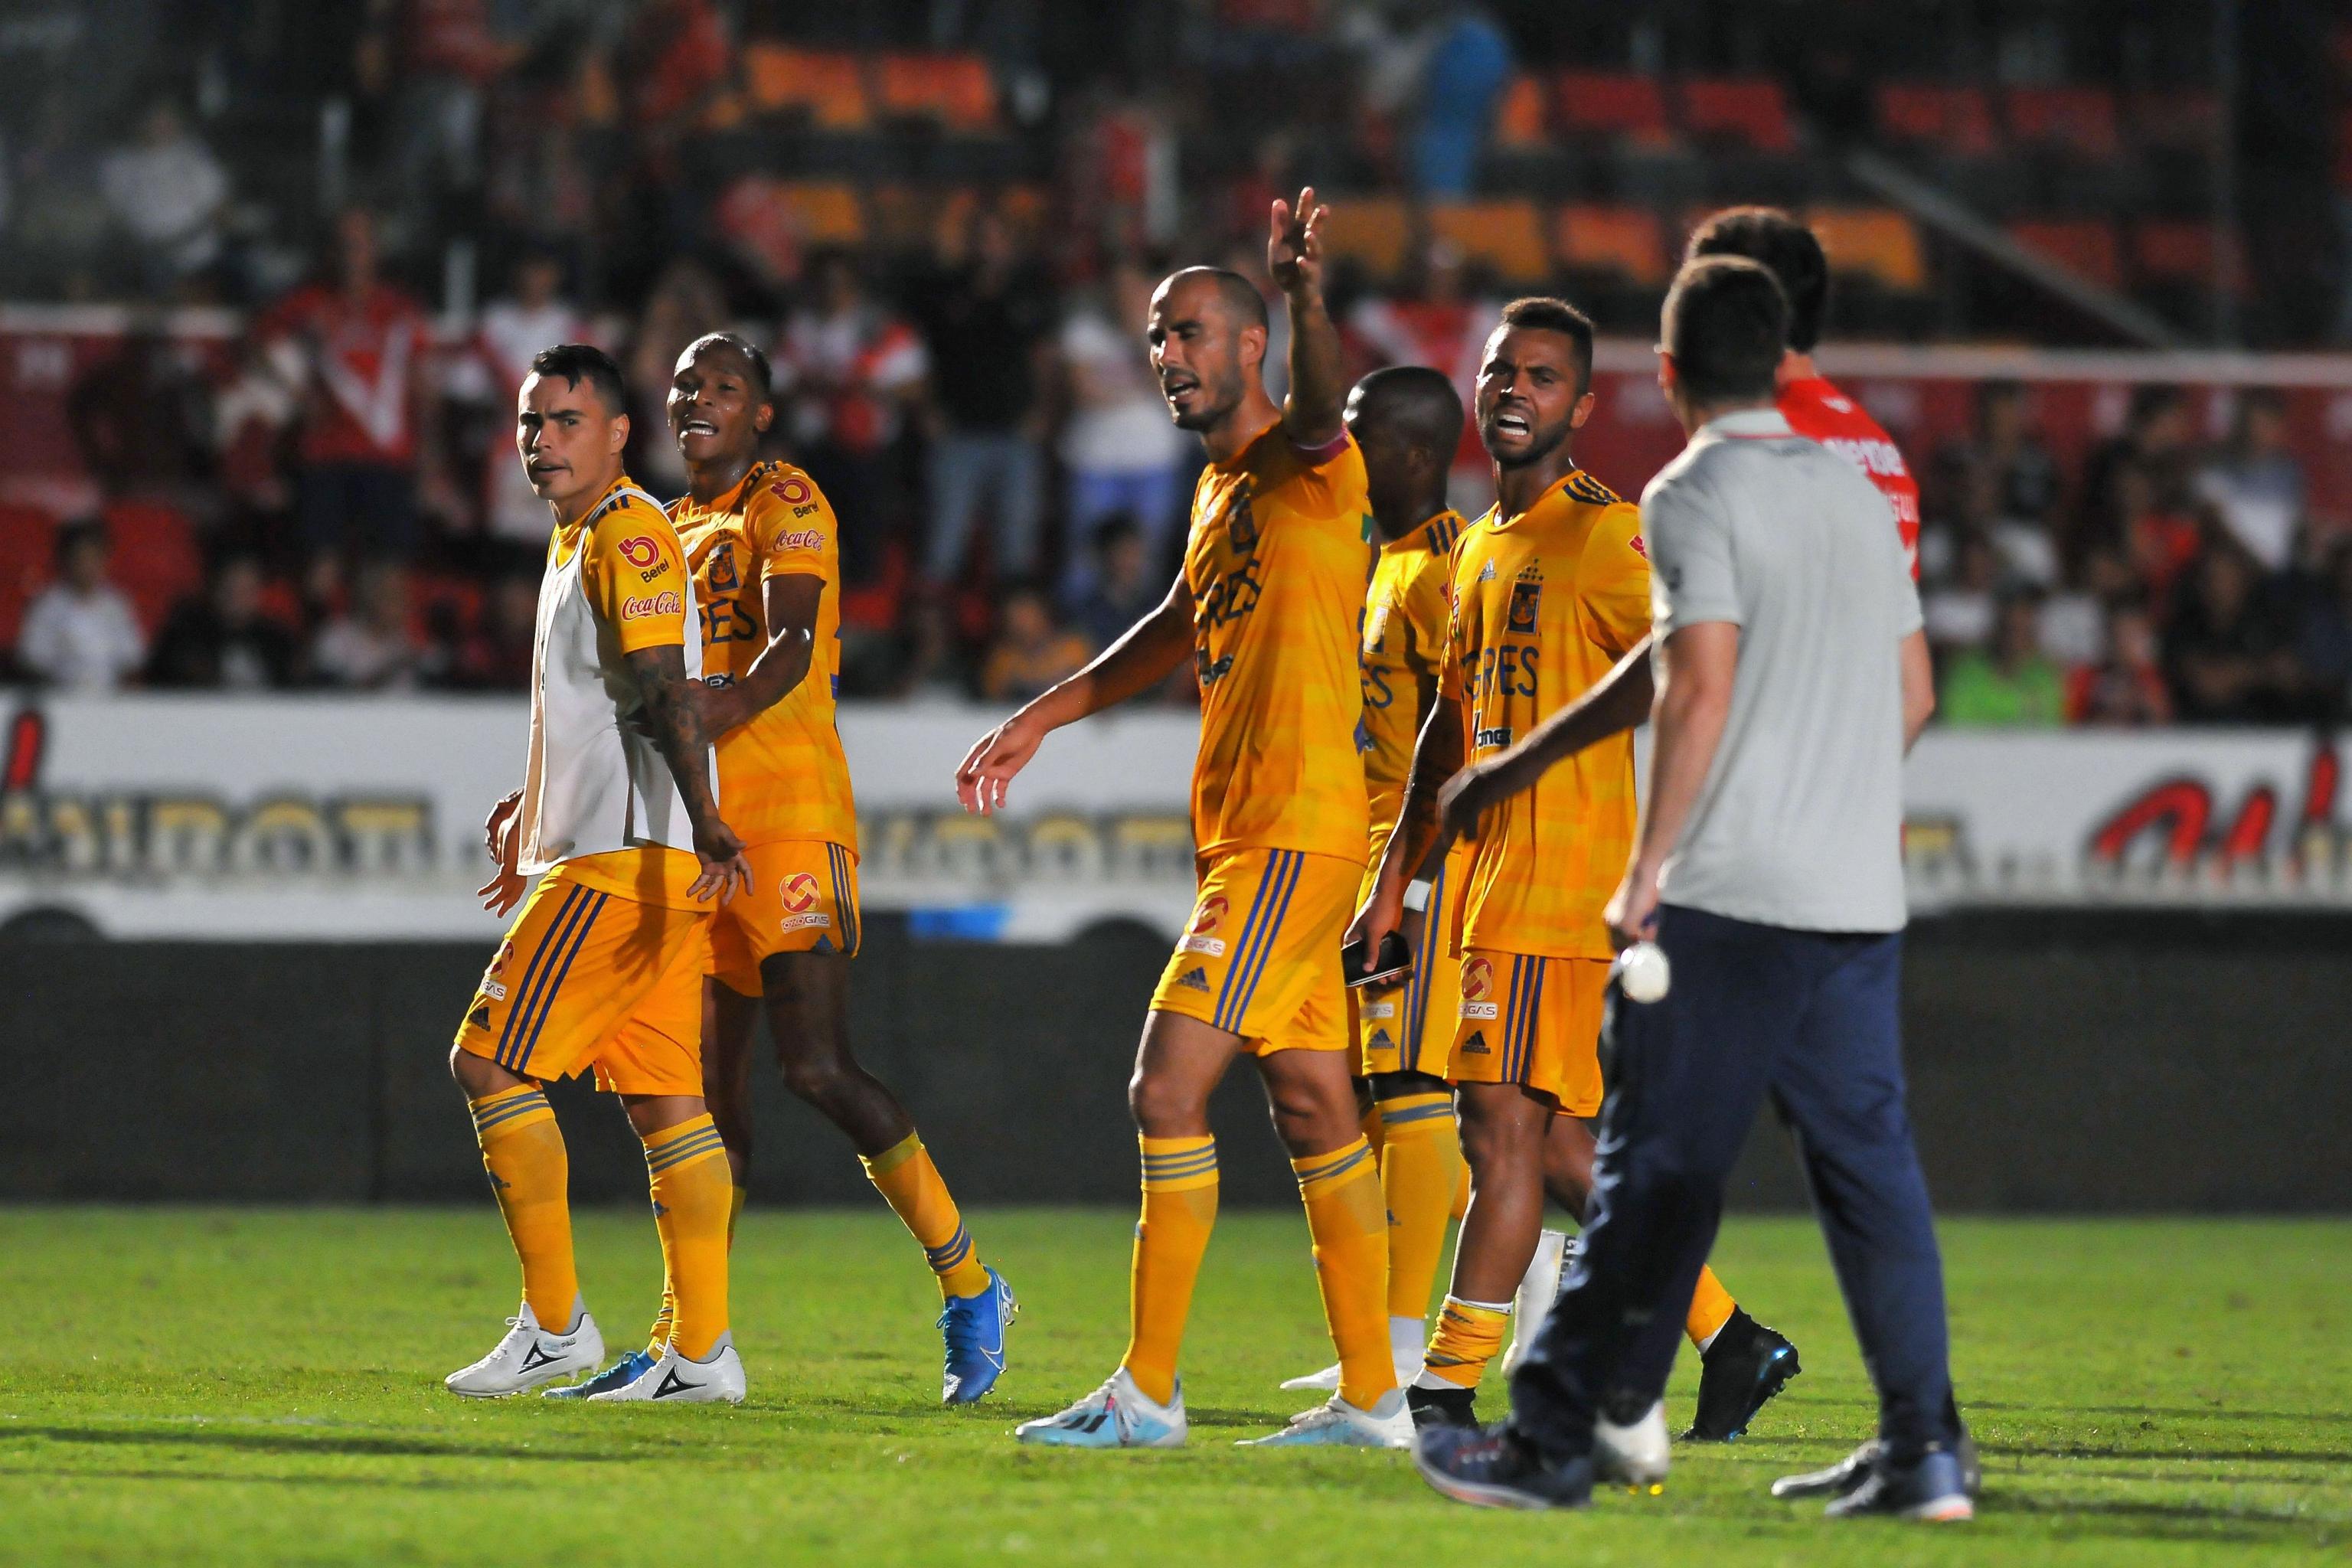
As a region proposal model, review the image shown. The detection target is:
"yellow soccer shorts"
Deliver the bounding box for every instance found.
[1355,843,1469,1080]
[455,868,713,1097]
[1449,949,1609,1115]
[709,839,861,995]
[1151,847,1360,1054]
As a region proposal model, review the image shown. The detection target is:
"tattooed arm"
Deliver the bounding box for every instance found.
[625,642,752,903]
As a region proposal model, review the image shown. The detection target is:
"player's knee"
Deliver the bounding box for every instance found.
[1127,1067,1203,1134]
[778,1048,851,1109]
[1262,1076,1354,1148]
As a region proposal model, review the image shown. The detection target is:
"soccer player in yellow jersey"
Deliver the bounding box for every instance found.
[598,332,1008,1407]
[1279,365,1474,1396]
[446,345,753,1404]
[1354,299,1798,1441]
[958,191,1409,1449]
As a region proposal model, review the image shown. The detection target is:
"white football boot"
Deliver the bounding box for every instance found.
[1014,1367,1188,1447]
[1499,1230,1570,1377]
[1240,1388,1414,1449]
[1594,1398,1672,1488]
[445,1298,605,1397]
[1279,1316,1425,1393]
[586,1331,746,1404]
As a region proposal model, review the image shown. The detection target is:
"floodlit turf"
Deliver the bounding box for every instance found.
[0,1208,2344,1566]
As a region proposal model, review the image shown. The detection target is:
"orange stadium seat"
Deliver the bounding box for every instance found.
[1321,197,1414,277]
[2004,86,2121,162]
[1429,201,1550,284]
[876,54,998,132]
[1493,75,1549,149]
[1553,204,1670,286]
[1873,83,1999,158]
[1678,77,1798,154]
[743,44,871,129]
[1807,208,1929,293]
[1553,71,1676,147]
[0,504,56,653]
[2008,217,2123,291]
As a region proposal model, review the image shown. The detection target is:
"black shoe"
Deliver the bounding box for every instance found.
[1414,1423,1594,1511]
[1406,1383,1479,1430]
[1823,1447,1973,1521]
[1682,1308,1801,1442]
[1773,1429,1981,1500]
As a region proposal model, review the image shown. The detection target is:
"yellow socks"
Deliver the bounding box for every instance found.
[469,1086,577,1329]
[1686,1265,1738,1348]
[1122,1135,1219,1406]
[641,1116,732,1361]
[648,1184,746,1352]
[1421,1295,1511,1389]
[1373,1089,1460,1321]
[862,1132,990,1300]
[1294,1137,1393,1411]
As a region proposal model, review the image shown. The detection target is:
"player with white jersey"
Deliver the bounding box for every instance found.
[443,344,754,1406]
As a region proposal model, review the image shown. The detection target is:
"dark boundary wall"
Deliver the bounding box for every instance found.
[2,912,2346,1210]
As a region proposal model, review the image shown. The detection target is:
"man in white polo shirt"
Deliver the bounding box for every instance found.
[1414,256,1968,1521]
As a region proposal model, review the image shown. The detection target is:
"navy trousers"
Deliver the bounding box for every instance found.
[1509,903,1961,1465]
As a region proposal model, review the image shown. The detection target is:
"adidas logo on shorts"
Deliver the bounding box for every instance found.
[1460,1031,1491,1056]
[1367,1027,1395,1051]
[1176,967,1212,992]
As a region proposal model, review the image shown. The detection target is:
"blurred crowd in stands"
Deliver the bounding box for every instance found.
[5,0,2352,724]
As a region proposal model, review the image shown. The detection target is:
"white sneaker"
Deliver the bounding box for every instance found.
[586,1331,746,1404]
[1014,1367,1188,1448]
[1500,1230,1570,1377]
[1240,1389,1413,1449]
[1280,1318,1423,1392]
[445,1299,604,1398]
[1596,1399,1671,1488]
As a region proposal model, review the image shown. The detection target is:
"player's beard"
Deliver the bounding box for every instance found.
[1169,370,1243,433]
[1483,409,1575,470]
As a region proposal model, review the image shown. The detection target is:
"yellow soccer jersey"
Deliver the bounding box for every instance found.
[1361,509,1468,851]
[554,472,708,913]
[1184,420,1375,865]
[1442,469,1651,958]
[670,461,858,852]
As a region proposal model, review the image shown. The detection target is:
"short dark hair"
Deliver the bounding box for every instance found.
[1662,256,1789,408]
[1496,296,1596,394]
[54,517,107,565]
[1684,207,1828,353]
[1349,364,1466,459]
[683,331,774,399]
[1162,266,1269,334]
[528,343,628,414]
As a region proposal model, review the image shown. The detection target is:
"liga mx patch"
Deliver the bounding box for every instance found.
[1459,956,1499,1021]
[1180,895,1228,956]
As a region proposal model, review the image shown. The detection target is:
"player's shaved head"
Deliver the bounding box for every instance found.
[1348,365,1465,459]
[1156,266,1269,335]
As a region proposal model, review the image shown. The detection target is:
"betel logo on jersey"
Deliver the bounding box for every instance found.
[779,871,831,931]
[617,535,662,570]
[1459,956,1499,1020]
[1180,895,1228,956]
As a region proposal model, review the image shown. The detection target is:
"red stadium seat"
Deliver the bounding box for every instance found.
[876,54,998,132]
[100,499,204,637]
[2007,218,2123,291]
[0,504,57,653]
[1553,204,1670,287]
[2128,88,2220,153]
[2004,86,2121,162]
[1873,83,1999,158]
[1678,77,1798,154]
[1553,71,1676,148]
[2131,219,2247,296]
[839,540,910,633]
[1493,75,1549,150]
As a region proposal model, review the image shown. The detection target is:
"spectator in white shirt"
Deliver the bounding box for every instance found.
[1057,261,1191,596]
[2196,390,2305,574]
[312,558,429,691]
[18,520,145,692]
[447,250,590,552]
[98,99,230,296]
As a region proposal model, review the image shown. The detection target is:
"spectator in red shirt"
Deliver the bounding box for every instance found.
[2066,599,2174,726]
[262,210,446,560]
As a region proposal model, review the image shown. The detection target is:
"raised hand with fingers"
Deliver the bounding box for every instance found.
[1267,185,1327,298]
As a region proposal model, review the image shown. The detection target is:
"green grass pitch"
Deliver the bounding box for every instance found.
[1,1207,2345,1566]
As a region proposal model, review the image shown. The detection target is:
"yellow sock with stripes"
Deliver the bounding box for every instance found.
[641,1116,732,1361]
[469,1086,576,1331]
[1686,1265,1738,1348]
[1420,1295,1511,1389]
[648,1184,746,1351]
[1294,1137,1394,1411]
[1374,1089,1460,1321]
[1122,1135,1218,1407]
[862,1133,990,1300]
